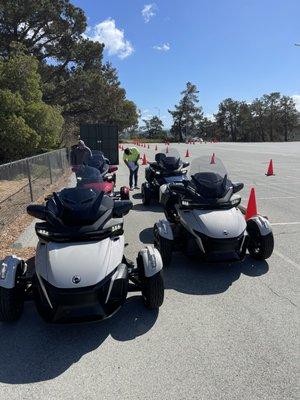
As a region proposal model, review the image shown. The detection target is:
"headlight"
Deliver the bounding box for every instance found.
[111,224,122,232]
[37,229,50,237]
[182,200,190,206]
[231,197,241,206]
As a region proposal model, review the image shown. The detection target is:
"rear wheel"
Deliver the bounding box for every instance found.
[247,222,274,260]
[142,183,151,206]
[153,224,173,266]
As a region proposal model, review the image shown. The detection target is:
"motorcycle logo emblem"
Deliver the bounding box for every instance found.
[223,230,229,236]
[72,275,81,284]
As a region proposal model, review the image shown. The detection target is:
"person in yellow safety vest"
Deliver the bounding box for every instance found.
[123,147,140,190]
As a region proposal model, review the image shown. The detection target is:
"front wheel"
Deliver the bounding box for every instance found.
[247,222,274,260]
[142,272,164,309]
[137,253,164,309]
[0,286,24,322]
[153,224,173,266]
[141,183,151,206]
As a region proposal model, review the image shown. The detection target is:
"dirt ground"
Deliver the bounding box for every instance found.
[0,178,28,202]
[0,173,71,261]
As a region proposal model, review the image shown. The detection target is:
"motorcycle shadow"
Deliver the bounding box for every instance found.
[0,295,158,384]
[132,203,162,213]
[139,227,269,296]
[164,254,269,296]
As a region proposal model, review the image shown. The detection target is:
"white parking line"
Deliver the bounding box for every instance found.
[272,222,300,226]
[274,250,300,271]
[257,196,299,200]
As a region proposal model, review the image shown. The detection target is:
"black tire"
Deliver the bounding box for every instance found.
[247,221,274,260]
[142,183,151,206]
[137,253,164,309]
[0,286,24,322]
[142,272,164,309]
[153,224,173,266]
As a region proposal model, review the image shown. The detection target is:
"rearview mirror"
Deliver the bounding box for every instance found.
[27,205,46,220]
[233,182,244,193]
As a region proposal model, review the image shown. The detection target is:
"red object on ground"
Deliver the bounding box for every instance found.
[142,153,147,165]
[245,187,258,220]
[155,145,158,151]
[210,153,216,164]
[266,159,275,176]
[185,149,190,157]
[166,146,169,154]
[120,186,130,200]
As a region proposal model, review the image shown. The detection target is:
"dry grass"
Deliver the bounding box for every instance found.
[0,173,71,261]
[0,178,28,201]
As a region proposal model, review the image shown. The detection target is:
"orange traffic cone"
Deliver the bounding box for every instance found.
[142,153,147,165]
[266,159,275,176]
[166,146,169,154]
[185,149,190,157]
[210,153,216,164]
[155,145,158,151]
[245,188,258,220]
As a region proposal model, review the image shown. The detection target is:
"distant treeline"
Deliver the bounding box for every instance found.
[138,83,299,142]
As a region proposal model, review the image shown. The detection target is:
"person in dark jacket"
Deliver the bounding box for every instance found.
[71,140,92,166]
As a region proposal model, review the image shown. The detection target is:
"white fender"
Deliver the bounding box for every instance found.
[155,219,174,241]
[159,184,168,202]
[139,246,163,278]
[0,255,26,289]
[247,215,272,236]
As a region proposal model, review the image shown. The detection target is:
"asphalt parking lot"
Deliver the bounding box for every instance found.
[0,142,299,400]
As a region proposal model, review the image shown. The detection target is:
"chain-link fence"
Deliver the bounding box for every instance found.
[0,149,69,227]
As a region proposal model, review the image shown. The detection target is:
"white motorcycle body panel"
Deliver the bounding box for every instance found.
[177,207,246,239]
[139,246,163,277]
[247,215,272,236]
[35,236,124,289]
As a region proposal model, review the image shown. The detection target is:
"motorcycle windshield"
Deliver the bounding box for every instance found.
[189,156,230,199]
[87,151,107,172]
[159,148,181,170]
[73,165,106,192]
[50,165,111,227]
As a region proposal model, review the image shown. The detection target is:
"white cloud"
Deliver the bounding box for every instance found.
[204,114,216,122]
[153,42,170,52]
[142,4,157,23]
[85,18,134,59]
[292,95,300,111]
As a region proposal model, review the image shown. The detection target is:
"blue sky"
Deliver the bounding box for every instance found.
[73,0,300,128]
